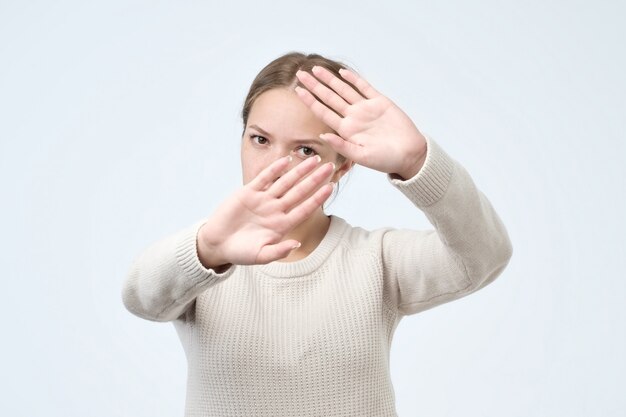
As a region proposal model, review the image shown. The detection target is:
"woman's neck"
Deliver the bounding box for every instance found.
[278,210,331,263]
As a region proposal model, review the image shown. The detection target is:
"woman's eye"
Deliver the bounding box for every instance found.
[250,134,268,145]
[296,146,318,158]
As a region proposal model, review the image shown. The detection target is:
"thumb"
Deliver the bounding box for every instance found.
[255,240,301,264]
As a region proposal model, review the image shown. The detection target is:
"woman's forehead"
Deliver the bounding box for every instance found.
[247,88,334,136]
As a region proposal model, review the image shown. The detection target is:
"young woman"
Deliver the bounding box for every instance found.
[122,51,513,417]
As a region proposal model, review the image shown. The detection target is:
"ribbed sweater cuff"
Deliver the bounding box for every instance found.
[387,134,455,207]
[174,218,235,282]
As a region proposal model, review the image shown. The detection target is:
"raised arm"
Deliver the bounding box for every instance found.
[122,152,337,322]
[382,135,513,316]
[293,66,512,317]
[121,219,235,322]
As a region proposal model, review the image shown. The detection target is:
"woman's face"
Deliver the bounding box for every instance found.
[241,87,352,185]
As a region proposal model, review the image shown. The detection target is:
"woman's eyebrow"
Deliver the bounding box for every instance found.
[249,124,272,137]
[249,124,326,146]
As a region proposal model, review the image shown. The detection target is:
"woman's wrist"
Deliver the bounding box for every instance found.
[392,146,428,181]
[196,223,231,271]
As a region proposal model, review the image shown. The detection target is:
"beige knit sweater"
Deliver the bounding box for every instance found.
[121,135,513,416]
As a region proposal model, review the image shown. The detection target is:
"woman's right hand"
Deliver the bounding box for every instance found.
[196,155,336,269]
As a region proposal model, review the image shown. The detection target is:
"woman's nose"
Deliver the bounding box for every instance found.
[265,151,290,182]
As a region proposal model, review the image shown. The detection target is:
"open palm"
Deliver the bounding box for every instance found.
[295,66,428,180]
[196,155,335,268]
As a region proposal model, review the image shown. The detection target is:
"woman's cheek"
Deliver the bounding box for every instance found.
[244,160,268,184]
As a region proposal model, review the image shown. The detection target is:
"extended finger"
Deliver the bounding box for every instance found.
[310,66,366,104]
[279,161,335,212]
[296,70,350,116]
[284,181,335,224]
[294,86,343,131]
[248,155,291,191]
[266,154,322,198]
[337,68,381,100]
[319,133,369,166]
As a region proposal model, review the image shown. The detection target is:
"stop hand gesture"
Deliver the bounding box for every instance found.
[197,67,428,269]
[295,66,427,181]
[197,155,335,269]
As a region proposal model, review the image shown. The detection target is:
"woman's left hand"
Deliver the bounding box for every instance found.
[295,66,428,180]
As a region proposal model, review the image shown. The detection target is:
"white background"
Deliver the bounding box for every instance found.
[1,1,624,416]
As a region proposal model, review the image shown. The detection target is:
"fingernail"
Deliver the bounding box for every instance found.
[330,162,336,170]
[292,242,301,250]
[315,155,322,163]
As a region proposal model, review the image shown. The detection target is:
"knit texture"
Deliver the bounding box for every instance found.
[122,135,513,417]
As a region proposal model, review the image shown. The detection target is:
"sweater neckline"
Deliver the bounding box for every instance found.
[259,215,349,278]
